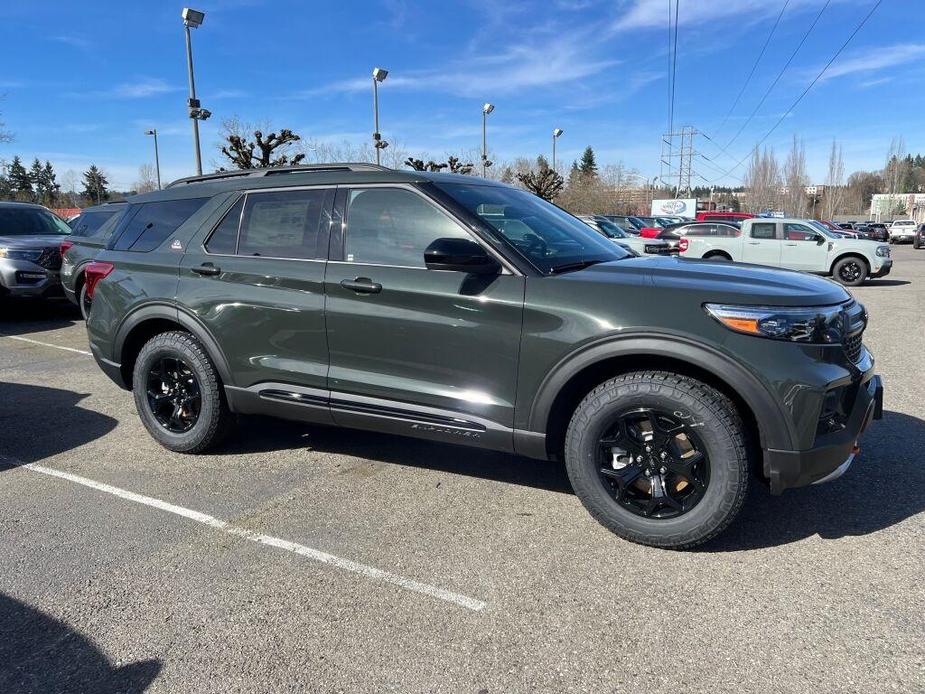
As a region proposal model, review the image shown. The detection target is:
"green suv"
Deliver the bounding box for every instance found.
[85,164,883,549]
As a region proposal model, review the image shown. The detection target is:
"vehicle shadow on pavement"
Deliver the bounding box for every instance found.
[863,279,911,287]
[0,298,81,336]
[701,410,925,552]
[0,382,117,468]
[226,415,574,494]
[0,592,161,694]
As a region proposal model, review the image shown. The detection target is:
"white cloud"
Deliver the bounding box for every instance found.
[612,0,855,31]
[817,43,925,82]
[111,78,181,99]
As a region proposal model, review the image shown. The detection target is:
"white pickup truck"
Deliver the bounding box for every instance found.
[678,217,892,286]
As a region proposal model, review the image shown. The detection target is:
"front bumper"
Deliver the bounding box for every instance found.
[0,259,61,298]
[765,374,883,494]
[871,260,892,278]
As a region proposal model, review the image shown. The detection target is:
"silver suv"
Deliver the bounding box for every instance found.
[0,202,72,298]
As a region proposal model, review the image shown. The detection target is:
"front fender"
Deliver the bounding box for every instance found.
[526,333,796,452]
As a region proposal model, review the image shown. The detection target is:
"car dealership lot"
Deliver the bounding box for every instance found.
[1,249,923,693]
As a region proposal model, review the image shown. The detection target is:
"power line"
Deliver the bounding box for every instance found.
[717,0,831,156]
[712,0,790,136]
[709,0,884,183]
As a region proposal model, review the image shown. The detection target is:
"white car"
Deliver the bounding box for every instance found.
[889,220,917,244]
[678,217,892,286]
[577,215,671,256]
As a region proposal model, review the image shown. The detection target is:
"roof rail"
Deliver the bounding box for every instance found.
[165,163,392,188]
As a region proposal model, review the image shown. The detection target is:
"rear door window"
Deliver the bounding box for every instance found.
[111,198,208,251]
[751,222,777,239]
[71,208,121,237]
[237,189,331,259]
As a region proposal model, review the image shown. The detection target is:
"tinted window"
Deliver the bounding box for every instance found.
[784,222,818,241]
[112,198,208,251]
[71,208,120,237]
[437,183,628,273]
[345,187,468,268]
[205,197,243,255]
[751,222,777,239]
[0,207,72,236]
[238,189,328,259]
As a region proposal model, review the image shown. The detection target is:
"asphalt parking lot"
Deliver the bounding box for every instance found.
[1,248,923,693]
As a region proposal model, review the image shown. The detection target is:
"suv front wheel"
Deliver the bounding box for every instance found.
[132,331,232,453]
[564,371,749,549]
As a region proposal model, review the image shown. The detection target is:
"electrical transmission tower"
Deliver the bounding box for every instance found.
[659,125,698,197]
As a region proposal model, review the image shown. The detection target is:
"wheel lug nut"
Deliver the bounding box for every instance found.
[660,452,667,459]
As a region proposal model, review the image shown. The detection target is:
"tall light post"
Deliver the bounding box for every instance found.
[372,67,389,165]
[481,103,494,177]
[144,129,162,190]
[182,8,211,176]
[552,128,564,172]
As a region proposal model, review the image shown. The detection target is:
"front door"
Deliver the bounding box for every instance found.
[741,221,781,266]
[323,185,525,450]
[781,222,830,272]
[178,188,333,402]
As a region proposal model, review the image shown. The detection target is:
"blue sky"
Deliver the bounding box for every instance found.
[1,0,922,190]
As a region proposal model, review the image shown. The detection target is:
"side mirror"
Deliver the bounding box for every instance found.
[816,235,826,245]
[424,237,500,274]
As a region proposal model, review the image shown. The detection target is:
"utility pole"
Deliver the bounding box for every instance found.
[182,9,211,176]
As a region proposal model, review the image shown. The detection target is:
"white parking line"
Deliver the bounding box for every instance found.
[20,462,487,612]
[2,335,92,356]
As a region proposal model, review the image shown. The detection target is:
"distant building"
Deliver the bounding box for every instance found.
[869,193,925,223]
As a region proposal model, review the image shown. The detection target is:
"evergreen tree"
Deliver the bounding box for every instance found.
[536,155,551,171]
[29,158,44,203]
[39,161,59,206]
[499,166,514,184]
[578,146,597,179]
[0,174,11,200]
[82,165,109,205]
[568,160,581,186]
[8,156,32,200]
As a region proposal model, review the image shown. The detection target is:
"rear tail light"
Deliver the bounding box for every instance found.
[84,261,114,299]
[60,240,74,256]
[678,238,689,253]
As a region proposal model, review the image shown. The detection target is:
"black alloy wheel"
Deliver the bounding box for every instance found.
[836,258,866,285]
[146,356,202,433]
[598,408,709,519]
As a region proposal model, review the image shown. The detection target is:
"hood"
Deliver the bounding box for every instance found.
[0,234,69,250]
[579,256,850,306]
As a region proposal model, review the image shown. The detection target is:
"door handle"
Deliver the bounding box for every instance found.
[784,243,797,246]
[191,263,221,276]
[340,277,382,294]
[748,241,760,245]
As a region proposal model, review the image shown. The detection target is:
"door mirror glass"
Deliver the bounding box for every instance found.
[424,237,500,274]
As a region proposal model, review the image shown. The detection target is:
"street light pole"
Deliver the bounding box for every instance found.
[372,67,389,166]
[552,128,563,171]
[481,103,494,177]
[145,129,162,190]
[182,8,208,176]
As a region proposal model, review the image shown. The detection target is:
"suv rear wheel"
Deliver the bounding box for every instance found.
[564,371,749,549]
[78,282,92,321]
[132,331,232,453]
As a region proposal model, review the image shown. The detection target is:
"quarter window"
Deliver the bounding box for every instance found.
[750,223,777,240]
[205,198,243,254]
[237,189,330,259]
[344,188,468,268]
[111,198,209,252]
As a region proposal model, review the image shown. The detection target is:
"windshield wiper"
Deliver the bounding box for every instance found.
[547,259,607,275]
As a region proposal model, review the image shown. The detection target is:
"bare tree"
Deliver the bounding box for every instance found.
[782,135,808,217]
[0,96,12,144]
[134,164,158,194]
[218,116,306,170]
[823,140,845,219]
[744,146,781,213]
[881,136,907,219]
[516,157,564,202]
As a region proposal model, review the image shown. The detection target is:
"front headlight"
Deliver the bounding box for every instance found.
[704,303,844,343]
[876,246,890,257]
[0,248,43,262]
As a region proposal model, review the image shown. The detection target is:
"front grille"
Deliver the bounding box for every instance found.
[36,248,61,270]
[844,332,863,363]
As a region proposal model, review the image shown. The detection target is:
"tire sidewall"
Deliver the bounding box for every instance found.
[566,376,745,546]
[834,257,867,286]
[78,282,91,321]
[132,334,222,452]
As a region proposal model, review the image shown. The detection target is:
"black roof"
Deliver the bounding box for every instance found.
[129,164,509,203]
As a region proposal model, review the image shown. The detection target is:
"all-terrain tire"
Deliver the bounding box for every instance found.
[132,331,232,453]
[564,371,749,550]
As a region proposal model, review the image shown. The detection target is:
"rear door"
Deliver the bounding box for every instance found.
[741,221,781,266]
[323,185,525,448]
[177,187,333,403]
[780,222,829,272]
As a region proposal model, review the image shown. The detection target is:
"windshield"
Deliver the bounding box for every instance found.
[0,207,72,236]
[594,219,628,239]
[437,183,629,273]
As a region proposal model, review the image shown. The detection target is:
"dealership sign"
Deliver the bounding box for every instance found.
[651,198,696,219]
